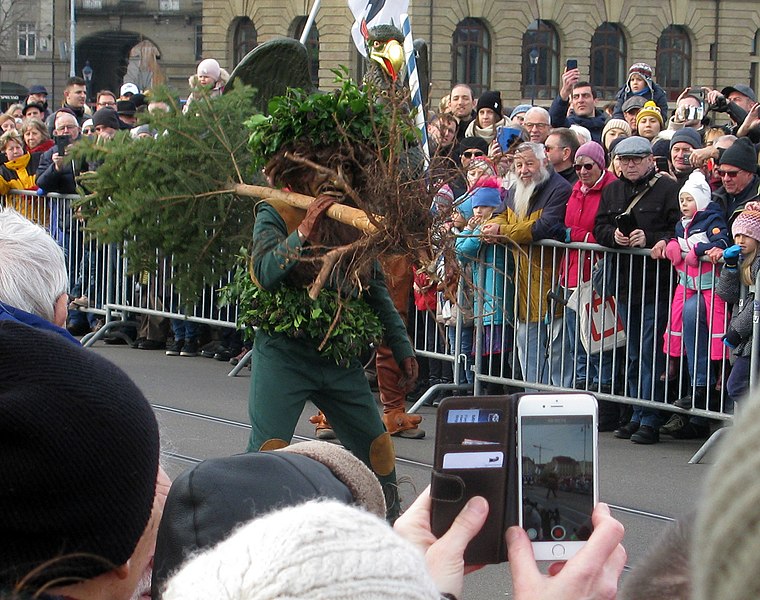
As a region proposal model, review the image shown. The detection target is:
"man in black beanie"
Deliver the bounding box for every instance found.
[711,136,760,231]
[0,321,166,600]
[450,136,489,198]
[92,107,121,141]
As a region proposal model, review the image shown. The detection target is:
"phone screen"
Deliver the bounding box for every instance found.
[519,415,595,544]
[566,59,578,71]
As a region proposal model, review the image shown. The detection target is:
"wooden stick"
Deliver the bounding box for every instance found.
[233,183,379,234]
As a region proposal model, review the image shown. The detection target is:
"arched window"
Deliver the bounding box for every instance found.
[292,17,320,86]
[521,19,560,101]
[590,23,626,99]
[233,17,257,68]
[452,18,491,98]
[657,25,691,101]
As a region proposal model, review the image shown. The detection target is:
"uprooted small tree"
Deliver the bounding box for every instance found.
[72,71,457,361]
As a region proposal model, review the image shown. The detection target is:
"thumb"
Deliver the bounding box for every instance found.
[436,496,489,553]
[506,526,542,590]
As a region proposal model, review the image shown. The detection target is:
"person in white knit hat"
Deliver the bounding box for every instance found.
[162,500,442,600]
[182,58,229,114]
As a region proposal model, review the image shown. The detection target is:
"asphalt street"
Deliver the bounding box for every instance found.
[91,342,722,598]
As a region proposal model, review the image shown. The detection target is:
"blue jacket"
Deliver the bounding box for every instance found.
[674,202,731,257]
[0,302,80,345]
[548,97,608,143]
[455,225,512,326]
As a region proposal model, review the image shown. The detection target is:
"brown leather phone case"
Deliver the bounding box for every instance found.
[430,395,519,564]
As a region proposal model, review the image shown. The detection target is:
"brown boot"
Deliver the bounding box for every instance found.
[308,411,337,440]
[383,410,425,439]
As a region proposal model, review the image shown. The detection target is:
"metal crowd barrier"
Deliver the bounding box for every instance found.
[5,190,758,449]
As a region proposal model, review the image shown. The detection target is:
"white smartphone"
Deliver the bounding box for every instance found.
[517,393,598,561]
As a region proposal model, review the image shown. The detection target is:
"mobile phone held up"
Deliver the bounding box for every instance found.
[615,212,638,236]
[566,59,578,71]
[53,134,70,156]
[517,393,598,561]
[497,126,522,152]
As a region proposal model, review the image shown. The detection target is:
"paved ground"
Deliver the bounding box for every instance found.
[91,342,725,598]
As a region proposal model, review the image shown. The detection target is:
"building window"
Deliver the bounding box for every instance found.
[292,17,320,86]
[233,18,257,68]
[657,25,691,101]
[452,18,491,98]
[590,23,626,99]
[195,24,203,61]
[521,19,560,100]
[18,23,36,58]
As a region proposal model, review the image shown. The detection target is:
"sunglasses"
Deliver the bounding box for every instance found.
[717,169,741,178]
[574,163,596,171]
[462,151,485,158]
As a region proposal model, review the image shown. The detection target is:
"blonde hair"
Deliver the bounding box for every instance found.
[740,246,758,287]
[0,129,24,151]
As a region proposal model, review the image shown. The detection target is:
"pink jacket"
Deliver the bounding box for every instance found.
[560,170,618,288]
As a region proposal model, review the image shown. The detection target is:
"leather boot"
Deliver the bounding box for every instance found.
[382,410,425,439]
[308,411,337,440]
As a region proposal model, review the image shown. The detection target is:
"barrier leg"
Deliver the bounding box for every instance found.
[689,426,729,464]
[227,349,253,377]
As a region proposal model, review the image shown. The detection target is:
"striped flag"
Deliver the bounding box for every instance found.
[348,0,409,56]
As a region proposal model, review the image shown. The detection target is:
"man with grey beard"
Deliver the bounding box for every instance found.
[481,142,571,388]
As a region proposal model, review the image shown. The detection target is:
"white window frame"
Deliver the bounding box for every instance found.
[18,22,36,58]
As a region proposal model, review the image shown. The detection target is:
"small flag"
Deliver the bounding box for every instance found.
[348,0,409,56]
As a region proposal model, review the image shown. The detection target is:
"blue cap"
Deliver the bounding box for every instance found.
[510,104,532,119]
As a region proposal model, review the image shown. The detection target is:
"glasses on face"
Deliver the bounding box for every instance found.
[718,169,741,178]
[98,101,116,107]
[55,124,78,132]
[525,122,549,130]
[574,163,596,171]
[82,127,94,134]
[618,156,645,165]
[462,151,484,158]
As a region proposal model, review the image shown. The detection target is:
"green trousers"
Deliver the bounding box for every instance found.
[246,331,399,518]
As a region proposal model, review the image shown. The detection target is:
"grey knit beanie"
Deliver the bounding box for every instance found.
[693,393,760,600]
[162,500,440,600]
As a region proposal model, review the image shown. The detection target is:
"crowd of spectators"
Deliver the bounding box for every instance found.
[424,63,760,443]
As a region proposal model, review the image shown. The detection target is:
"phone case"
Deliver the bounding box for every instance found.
[615,212,638,236]
[430,395,519,564]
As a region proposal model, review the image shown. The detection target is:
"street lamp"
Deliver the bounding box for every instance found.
[82,61,93,103]
[529,48,540,106]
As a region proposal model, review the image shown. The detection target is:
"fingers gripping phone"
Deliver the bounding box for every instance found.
[517,393,598,561]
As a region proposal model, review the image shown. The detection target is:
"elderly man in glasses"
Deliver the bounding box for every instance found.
[593,136,681,444]
[709,137,760,236]
[522,107,552,144]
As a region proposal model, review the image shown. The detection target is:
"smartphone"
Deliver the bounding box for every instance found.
[431,395,517,564]
[496,126,522,152]
[655,156,669,173]
[615,212,638,236]
[517,393,598,561]
[566,59,578,71]
[54,134,71,156]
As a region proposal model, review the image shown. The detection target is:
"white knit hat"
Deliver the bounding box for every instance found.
[679,171,712,211]
[196,58,221,81]
[162,500,440,600]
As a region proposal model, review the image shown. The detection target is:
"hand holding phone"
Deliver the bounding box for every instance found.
[566,59,578,71]
[615,212,638,236]
[54,134,71,156]
[497,126,522,152]
[517,393,598,561]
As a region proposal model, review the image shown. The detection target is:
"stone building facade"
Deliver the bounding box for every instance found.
[202,0,760,110]
[0,0,201,107]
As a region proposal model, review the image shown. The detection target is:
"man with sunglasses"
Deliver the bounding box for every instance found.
[450,136,489,198]
[710,137,760,235]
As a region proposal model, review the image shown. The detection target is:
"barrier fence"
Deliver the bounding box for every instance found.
[5,190,759,455]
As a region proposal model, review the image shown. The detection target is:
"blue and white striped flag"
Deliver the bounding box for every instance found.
[401,13,429,164]
[348,0,409,56]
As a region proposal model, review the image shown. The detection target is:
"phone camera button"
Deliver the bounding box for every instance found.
[552,544,566,558]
